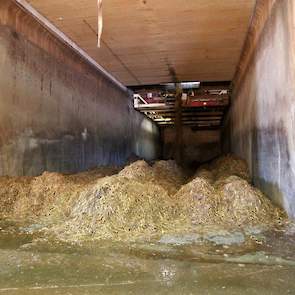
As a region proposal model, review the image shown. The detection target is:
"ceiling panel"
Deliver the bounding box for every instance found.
[27,0,255,86]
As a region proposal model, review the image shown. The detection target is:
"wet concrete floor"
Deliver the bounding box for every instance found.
[0,220,295,294]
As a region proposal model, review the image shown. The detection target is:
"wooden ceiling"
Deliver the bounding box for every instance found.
[26,0,255,86]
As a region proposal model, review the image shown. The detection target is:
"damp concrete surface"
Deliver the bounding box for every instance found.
[0,220,295,294]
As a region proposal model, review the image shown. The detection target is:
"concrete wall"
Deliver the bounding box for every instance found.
[226,0,295,217]
[0,0,160,176]
[162,127,221,166]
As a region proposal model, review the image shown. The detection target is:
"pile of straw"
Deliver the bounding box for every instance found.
[173,177,219,225]
[0,176,31,217]
[119,160,185,195]
[52,175,183,241]
[216,176,284,226]
[193,168,214,184]
[175,156,286,228]
[210,154,251,182]
[152,160,185,195]
[118,160,154,181]
[0,155,287,241]
[0,167,118,221]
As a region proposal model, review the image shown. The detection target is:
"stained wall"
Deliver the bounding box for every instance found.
[227,0,295,217]
[0,0,160,175]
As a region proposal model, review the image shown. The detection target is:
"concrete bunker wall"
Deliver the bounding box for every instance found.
[226,0,295,218]
[0,0,160,176]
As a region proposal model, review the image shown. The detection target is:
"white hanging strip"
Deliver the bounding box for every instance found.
[14,0,127,92]
[97,0,103,47]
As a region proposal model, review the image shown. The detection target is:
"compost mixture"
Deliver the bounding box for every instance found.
[0,155,287,241]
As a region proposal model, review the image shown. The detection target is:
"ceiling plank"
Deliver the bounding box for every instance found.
[27,0,255,86]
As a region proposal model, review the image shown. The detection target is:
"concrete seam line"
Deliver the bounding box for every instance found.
[14,0,128,94]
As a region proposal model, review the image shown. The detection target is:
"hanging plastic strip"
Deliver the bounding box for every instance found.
[97,0,103,47]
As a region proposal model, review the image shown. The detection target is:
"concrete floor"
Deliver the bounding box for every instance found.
[0,220,295,294]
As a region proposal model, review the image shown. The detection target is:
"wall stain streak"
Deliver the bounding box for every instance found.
[0,0,160,176]
[226,0,295,218]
